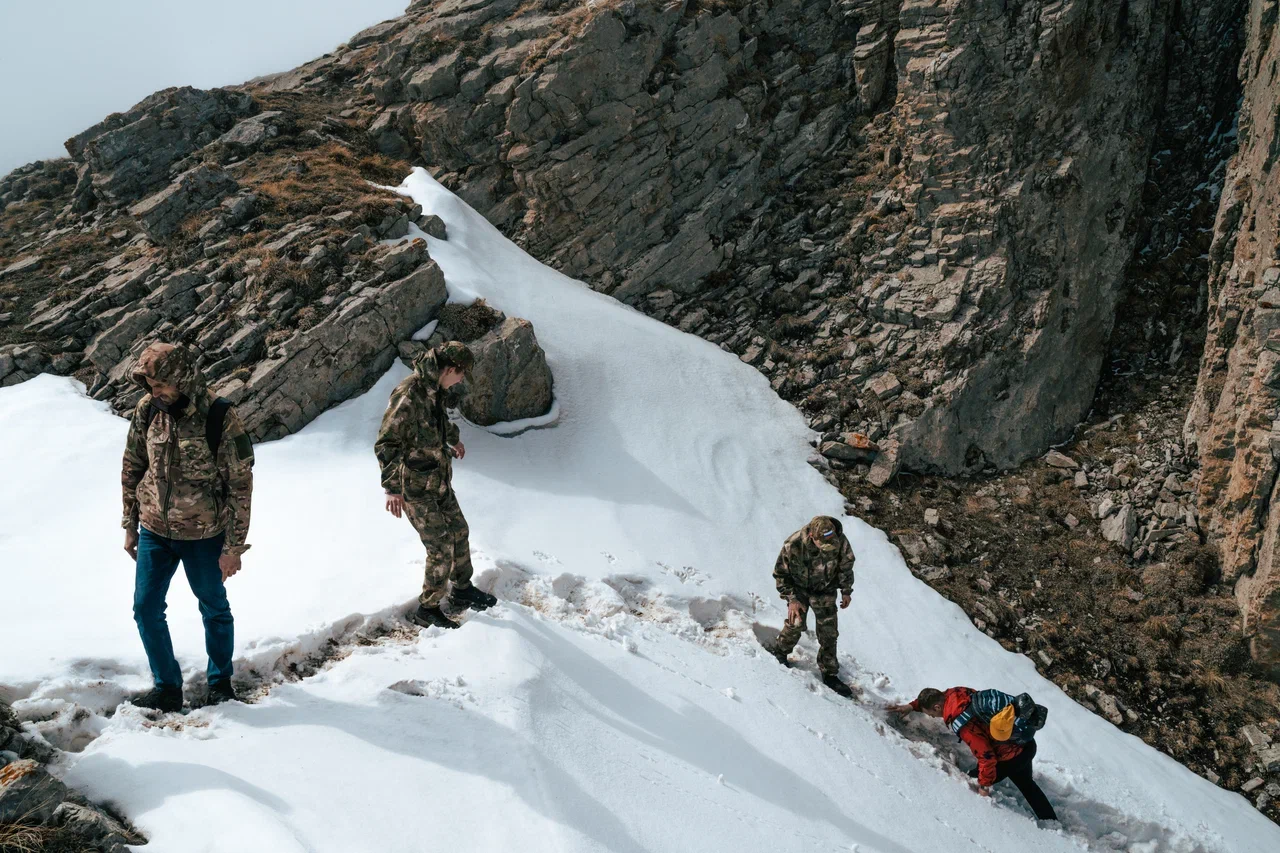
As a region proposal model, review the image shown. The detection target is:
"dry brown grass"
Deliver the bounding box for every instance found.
[244,143,411,226]
[1191,665,1229,696]
[238,246,323,305]
[0,823,53,853]
[771,313,813,338]
[811,343,846,369]
[1143,614,1180,641]
[436,298,502,342]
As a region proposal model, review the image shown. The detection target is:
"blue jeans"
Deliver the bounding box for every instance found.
[134,528,234,688]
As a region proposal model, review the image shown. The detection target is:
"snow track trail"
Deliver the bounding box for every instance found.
[3,170,1277,851]
[20,564,1233,852]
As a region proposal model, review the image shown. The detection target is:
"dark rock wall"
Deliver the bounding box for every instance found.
[1187,0,1280,674]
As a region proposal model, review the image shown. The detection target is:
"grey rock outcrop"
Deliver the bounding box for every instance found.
[0,343,51,387]
[213,110,295,157]
[1186,0,1280,675]
[0,698,144,851]
[343,0,1242,485]
[234,245,448,440]
[65,86,253,207]
[370,0,851,300]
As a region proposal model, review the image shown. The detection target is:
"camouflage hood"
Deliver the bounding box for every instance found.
[131,343,209,409]
[410,341,473,386]
[410,349,443,386]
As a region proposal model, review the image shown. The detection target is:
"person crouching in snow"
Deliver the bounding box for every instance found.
[376,341,496,630]
[121,342,255,712]
[765,515,856,697]
[888,687,1058,821]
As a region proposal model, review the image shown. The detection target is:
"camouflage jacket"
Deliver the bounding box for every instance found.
[121,344,255,553]
[375,350,461,501]
[773,521,856,599]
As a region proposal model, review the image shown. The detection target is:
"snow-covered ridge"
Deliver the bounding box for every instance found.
[1,170,1276,852]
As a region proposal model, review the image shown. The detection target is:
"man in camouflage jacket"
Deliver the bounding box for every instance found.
[121,342,254,712]
[769,515,856,696]
[376,341,496,629]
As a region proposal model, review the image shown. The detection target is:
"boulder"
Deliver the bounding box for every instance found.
[0,759,68,825]
[1101,504,1137,551]
[820,434,879,463]
[214,110,294,155]
[1043,450,1079,469]
[0,699,18,731]
[0,344,49,386]
[867,438,901,487]
[418,214,448,240]
[0,255,41,278]
[867,372,902,400]
[461,317,554,426]
[53,802,141,849]
[376,238,427,278]
[129,164,239,241]
[1240,724,1271,751]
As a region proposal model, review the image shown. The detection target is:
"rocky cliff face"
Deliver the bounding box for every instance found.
[350,0,1242,480]
[1187,0,1280,676]
[0,85,456,440]
[1,0,1243,463]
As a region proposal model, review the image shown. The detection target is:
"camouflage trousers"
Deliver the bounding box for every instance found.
[403,489,474,608]
[775,591,840,676]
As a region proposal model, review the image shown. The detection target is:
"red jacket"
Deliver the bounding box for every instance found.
[913,687,1024,785]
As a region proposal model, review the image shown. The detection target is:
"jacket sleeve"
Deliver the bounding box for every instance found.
[218,407,255,555]
[446,418,460,448]
[958,722,999,786]
[121,399,150,530]
[375,386,412,494]
[773,540,797,601]
[838,536,855,592]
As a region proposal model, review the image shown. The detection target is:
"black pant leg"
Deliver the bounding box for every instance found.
[995,743,1058,821]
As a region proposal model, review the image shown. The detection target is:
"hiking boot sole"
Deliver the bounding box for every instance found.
[408,607,460,630]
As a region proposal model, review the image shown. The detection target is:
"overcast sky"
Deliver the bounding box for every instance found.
[0,0,407,177]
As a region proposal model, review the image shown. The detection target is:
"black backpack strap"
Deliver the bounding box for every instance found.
[144,401,159,433]
[206,397,233,456]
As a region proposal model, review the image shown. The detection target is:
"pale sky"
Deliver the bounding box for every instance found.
[0,0,408,177]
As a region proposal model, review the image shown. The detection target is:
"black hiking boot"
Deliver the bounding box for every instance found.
[206,680,239,706]
[765,644,792,667]
[449,584,497,612]
[408,604,460,630]
[822,674,854,698]
[131,685,183,713]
